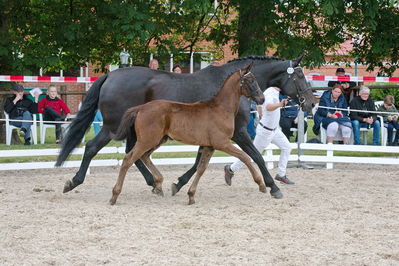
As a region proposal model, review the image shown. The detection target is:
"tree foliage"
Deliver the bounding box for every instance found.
[1,0,398,76]
[210,0,399,74]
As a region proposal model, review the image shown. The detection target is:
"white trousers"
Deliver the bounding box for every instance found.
[230,126,292,176]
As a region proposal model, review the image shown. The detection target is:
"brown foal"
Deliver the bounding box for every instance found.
[112,64,265,205]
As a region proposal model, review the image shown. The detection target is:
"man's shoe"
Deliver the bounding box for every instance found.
[24,138,31,146]
[224,165,234,186]
[275,174,295,185]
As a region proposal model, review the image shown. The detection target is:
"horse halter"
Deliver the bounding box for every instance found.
[239,70,259,98]
[286,60,311,107]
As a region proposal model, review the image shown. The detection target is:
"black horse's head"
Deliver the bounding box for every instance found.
[239,64,265,105]
[253,54,316,113]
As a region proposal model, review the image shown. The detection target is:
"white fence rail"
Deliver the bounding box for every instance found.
[0,143,398,171]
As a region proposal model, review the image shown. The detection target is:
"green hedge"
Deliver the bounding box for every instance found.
[369,83,399,104]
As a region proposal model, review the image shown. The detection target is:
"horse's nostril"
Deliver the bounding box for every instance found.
[311,103,315,108]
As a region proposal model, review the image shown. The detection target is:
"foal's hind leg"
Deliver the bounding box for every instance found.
[110,143,148,205]
[216,143,266,193]
[126,130,155,188]
[187,147,215,205]
[140,152,164,196]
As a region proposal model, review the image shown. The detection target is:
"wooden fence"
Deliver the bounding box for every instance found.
[1,144,398,171]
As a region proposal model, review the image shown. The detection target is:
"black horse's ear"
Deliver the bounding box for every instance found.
[293,53,305,67]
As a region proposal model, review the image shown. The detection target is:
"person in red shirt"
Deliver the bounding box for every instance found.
[38,85,71,143]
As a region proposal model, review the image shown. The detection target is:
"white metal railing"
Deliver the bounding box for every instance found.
[0,143,398,171]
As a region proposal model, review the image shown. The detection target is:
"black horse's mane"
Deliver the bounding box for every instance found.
[227,55,286,64]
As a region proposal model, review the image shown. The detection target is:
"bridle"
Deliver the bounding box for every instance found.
[286,60,312,107]
[239,70,259,98]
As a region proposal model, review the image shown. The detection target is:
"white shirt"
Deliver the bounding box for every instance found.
[259,87,281,129]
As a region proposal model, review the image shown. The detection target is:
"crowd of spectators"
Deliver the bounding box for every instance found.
[311,67,398,146]
[4,84,71,145]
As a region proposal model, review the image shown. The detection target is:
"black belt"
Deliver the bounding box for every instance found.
[259,122,276,131]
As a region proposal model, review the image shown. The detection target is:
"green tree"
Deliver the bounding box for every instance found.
[0,0,217,74]
[3,1,398,74]
[210,0,399,73]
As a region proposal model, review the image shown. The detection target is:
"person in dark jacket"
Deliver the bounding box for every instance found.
[279,94,308,141]
[4,84,39,145]
[313,85,352,144]
[328,67,356,104]
[349,86,380,145]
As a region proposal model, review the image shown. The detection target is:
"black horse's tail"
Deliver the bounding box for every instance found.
[56,74,108,166]
[114,107,139,141]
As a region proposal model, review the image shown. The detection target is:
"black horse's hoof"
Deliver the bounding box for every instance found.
[171,183,179,196]
[270,189,283,199]
[63,180,74,193]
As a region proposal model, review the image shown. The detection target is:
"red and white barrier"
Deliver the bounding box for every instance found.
[0,75,98,83]
[1,75,399,83]
[305,75,399,83]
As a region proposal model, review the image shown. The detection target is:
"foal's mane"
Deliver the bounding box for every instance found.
[227,55,286,64]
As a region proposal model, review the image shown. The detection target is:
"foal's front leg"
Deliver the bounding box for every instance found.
[187,147,215,205]
[217,142,266,193]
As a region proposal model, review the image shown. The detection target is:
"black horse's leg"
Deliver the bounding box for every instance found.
[63,128,112,193]
[231,128,283,198]
[125,133,155,187]
[171,146,204,196]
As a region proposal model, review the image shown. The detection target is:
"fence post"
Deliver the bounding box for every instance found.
[266,147,274,169]
[326,143,333,169]
[83,146,91,175]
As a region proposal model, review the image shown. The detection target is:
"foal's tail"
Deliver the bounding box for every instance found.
[56,74,108,166]
[114,107,139,141]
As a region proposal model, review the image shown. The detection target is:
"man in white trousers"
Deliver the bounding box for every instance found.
[224,86,295,185]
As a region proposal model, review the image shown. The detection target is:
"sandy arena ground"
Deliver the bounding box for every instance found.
[0,163,398,265]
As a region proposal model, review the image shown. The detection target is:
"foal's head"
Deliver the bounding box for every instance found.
[240,64,265,105]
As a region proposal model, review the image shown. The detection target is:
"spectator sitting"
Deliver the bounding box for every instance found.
[377,95,399,146]
[349,86,380,145]
[328,67,356,104]
[313,85,352,144]
[173,64,182,73]
[4,84,39,145]
[37,85,71,144]
[279,94,308,142]
[93,109,103,136]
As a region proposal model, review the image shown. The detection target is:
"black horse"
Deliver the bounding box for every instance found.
[57,55,315,198]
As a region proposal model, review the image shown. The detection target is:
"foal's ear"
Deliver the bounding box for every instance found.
[242,62,254,74]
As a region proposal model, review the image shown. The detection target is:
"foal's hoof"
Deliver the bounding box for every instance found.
[270,189,283,199]
[63,180,73,193]
[188,199,195,205]
[259,185,267,193]
[152,188,164,197]
[171,183,179,196]
[109,198,116,205]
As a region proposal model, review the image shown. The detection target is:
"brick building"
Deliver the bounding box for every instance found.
[15,39,399,114]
